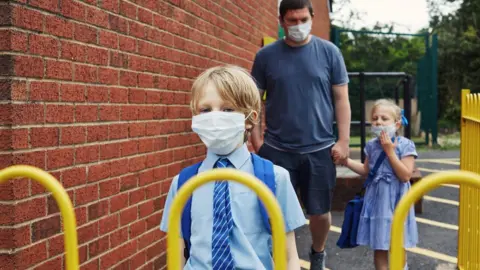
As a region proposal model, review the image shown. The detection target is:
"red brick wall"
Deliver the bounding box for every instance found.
[0,0,277,269]
[311,0,331,40]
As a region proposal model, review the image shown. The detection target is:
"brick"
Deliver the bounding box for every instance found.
[31,127,59,147]
[98,67,119,85]
[0,225,30,249]
[99,178,120,198]
[60,126,86,145]
[14,55,43,78]
[87,200,109,221]
[86,46,109,66]
[100,240,136,269]
[86,6,109,28]
[109,158,129,177]
[11,128,29,150]
[108,123,128,140]
[30,81,59,101]
[98,214,118,234]
[101,0,120,13]
[60,84,85,102]
[12,5,44,32]
[87,125,109,142]
[75,145,99,164]
[47,148,74,169]
[75,105,98,122]
[75,183,99,205]
[15,242,48,269]
[119,70,137,87]
[99,30,118,49]
[31,215,61,242]
[61,0,85,21]
[119,1,136,19]
[12,150,46,169]
[61,167,87,188]
[109,51,128,68]
[109,14,128,33]
[88,235,109,258]
[30,0,59,12]
[87,162,110,182]
[138,8,153,25]
[86,85,109,103]
[74,64,97,83]
[61,41,86,62]
[74,23,97,44]
[45,104,75,123]
[46,60,73,80]
[29,34,59,58]
[33,256,62,270]
[45,15,74,39]
[118,35,136,52]
[109,193,128,213]
[129,220,145,238]
[129,123,145,137]
[0,29,28,52]
[77,222,99,244]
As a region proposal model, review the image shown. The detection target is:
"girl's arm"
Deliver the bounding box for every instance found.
[344,157,370,177]
[286,231,300,269]
[386,153,415,182]
[380,132,415,182]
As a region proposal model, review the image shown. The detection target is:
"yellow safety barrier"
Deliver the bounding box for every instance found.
[458,89,480,269]
[390,170,480,270]
[166,168,287,270]
[0,165,79,270]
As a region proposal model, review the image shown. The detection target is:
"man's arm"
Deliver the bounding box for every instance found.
[332,83,351,162]
[251,89,265,152]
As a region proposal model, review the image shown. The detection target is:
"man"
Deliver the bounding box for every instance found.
[250,0,351,269]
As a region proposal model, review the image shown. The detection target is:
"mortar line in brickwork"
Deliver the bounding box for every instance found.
[0,186,167,231]
[0,207,166,258]
[0,77,194,94]
[6,100,192,107]
[0,122,193,132]
[0,154,199,202]
[7,3,258,62]
[0,135,202,154]
[5,5,255,62]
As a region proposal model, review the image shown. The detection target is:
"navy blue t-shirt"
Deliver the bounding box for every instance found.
[251,36,349,153]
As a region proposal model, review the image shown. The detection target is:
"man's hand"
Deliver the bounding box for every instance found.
[331,140,349,164]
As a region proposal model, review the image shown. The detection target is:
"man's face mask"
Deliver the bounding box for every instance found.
[287,21,312,42]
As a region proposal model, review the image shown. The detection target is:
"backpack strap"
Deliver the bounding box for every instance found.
[177,162,202,256]
[251,153,276,234]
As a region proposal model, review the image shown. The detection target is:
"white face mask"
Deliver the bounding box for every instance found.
[287,21,312,42]
[371,124,397,138]
[191,111,247,156]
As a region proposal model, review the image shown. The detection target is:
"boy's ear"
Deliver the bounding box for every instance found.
[245,111,259,130]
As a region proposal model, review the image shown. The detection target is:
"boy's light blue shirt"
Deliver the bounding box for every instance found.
[160,144,307,270]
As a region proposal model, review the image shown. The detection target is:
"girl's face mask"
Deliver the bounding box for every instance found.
[191,111,251,156]
[371,124,397,138]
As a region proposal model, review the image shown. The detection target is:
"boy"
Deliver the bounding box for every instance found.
[160,65,306,270]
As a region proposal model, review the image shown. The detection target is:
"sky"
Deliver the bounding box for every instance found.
[330,0,461,33]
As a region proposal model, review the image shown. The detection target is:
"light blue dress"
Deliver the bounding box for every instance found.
[356,136,419,250]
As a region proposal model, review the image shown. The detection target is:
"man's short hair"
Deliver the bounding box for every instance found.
[279,0,314,20]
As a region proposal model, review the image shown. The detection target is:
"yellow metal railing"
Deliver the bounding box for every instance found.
[166,168,287,270]
[390,170,480,270]
[0,165,79,270]
[458,89,480,269]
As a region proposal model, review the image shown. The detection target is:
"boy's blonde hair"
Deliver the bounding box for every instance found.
[371,99,402,122]
[190,65,261,126]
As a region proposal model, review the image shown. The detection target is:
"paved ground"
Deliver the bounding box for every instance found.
[295,149,461,270]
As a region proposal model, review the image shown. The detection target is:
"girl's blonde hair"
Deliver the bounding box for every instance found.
[371,99,402,122]
[190,65,261,126]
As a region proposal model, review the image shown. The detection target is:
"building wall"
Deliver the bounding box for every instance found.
[311,0,331,40]
[0,0,277,269]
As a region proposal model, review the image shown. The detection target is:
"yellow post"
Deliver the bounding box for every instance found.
[166,168,287,270]
[390,170,480,270]
[0,165,79,270]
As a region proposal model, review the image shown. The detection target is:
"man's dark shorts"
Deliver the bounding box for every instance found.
[258,143,336,216]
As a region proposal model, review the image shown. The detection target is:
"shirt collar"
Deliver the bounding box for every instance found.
[203,143,250,169]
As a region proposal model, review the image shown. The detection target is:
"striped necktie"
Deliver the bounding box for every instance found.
[211,158,235,270]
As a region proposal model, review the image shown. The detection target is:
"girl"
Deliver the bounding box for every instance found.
[341,99,419,270]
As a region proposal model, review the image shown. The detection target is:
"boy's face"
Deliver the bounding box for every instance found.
[195,82,257,130]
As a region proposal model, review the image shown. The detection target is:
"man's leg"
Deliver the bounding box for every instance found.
[309,212,331,252]
[301,146,336,270]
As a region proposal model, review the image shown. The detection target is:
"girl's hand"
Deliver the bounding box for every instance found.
[379,130,397,155]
